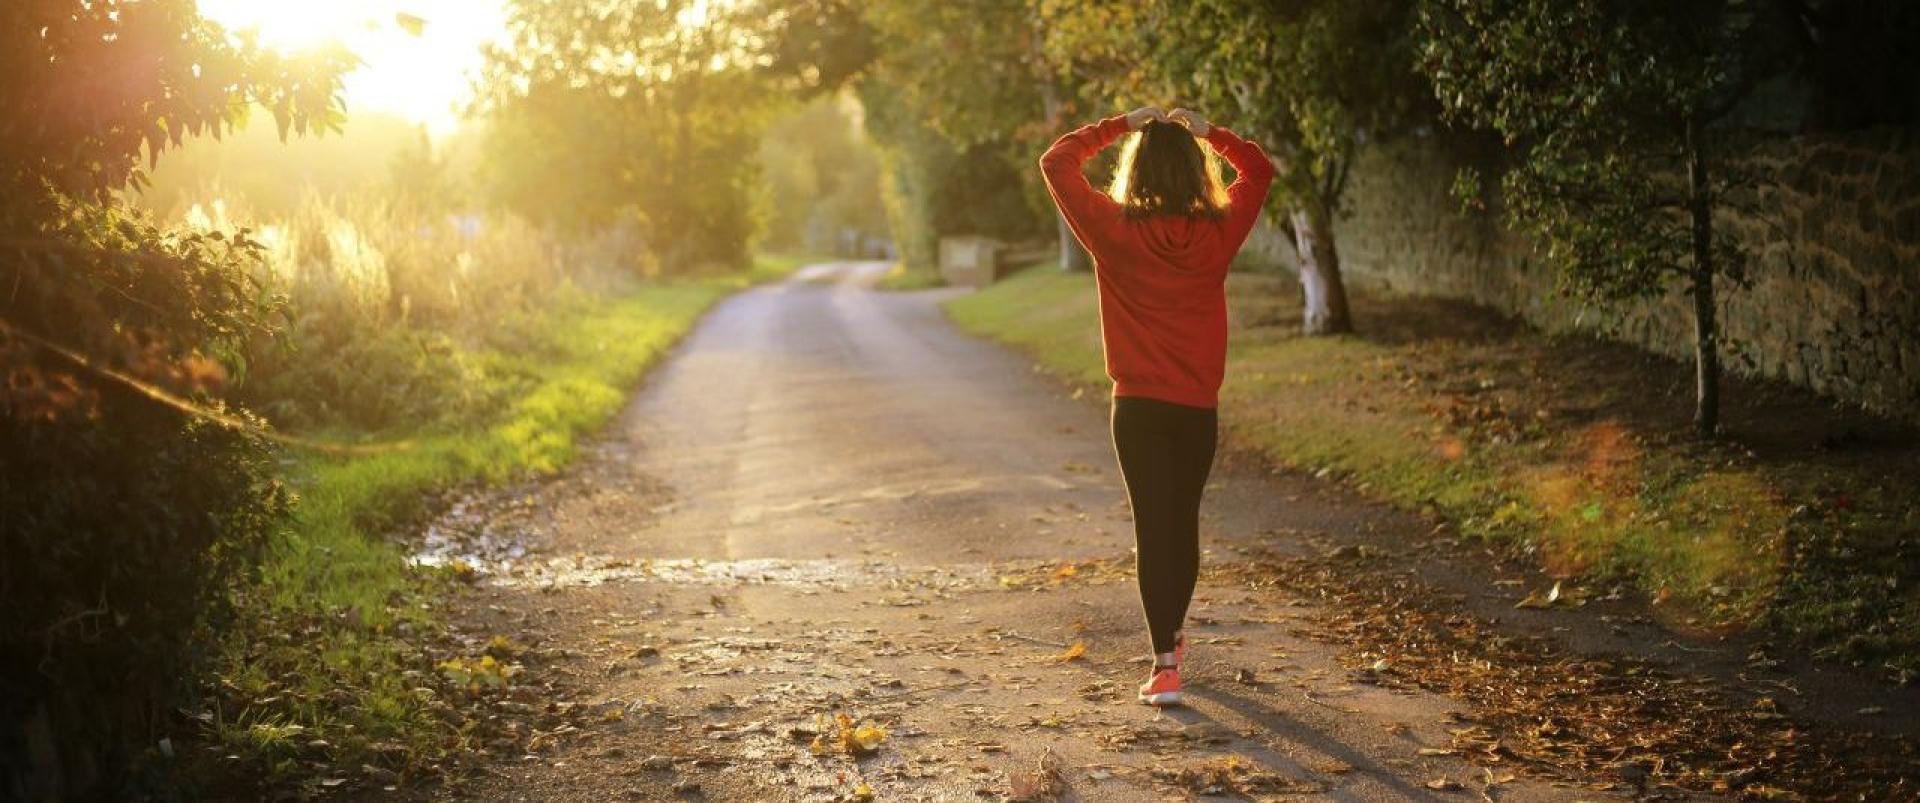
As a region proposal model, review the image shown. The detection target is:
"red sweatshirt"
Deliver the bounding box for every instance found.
[1039,115,1276,409]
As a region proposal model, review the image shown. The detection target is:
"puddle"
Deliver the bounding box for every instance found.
[407,495,992,592]
[487,555,996,591]
[409,494,536,572]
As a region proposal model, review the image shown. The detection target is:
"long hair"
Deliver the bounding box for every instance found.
[1107,119,1229,219]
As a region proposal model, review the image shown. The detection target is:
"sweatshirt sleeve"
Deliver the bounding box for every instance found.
[1039,115,1131,258]
[1205,126,1277,250]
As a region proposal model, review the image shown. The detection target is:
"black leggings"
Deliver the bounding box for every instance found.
[1110,396,1218,655]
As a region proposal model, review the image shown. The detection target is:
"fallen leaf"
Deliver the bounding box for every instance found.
[1008,749,1067,801]
[808,712,888,756]
[1514,581,1563,609]
[1056,642,1087,662]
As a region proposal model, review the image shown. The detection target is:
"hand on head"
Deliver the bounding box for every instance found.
[1167,108,1211,137]
[1125,106,1165,131]
[1125,106,1212,137]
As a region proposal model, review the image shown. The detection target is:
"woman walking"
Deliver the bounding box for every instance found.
[1039,106,1274,706]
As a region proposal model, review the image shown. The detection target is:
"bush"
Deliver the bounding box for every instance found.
[168,189,574,434]
[1,197,295,800]
[1,407,290,799]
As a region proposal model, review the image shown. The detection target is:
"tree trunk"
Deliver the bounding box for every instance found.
[1058,213,1091,272]
[1685,119,1720,436]
[1032,65,1090,273]
[1290,201,1353,335]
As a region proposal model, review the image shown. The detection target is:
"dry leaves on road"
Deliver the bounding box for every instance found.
[808,712,889,757]
[1217,548,1920,799]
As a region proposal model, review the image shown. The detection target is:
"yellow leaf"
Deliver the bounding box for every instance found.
[814,712,888,756]
[447,559,477,582]
[849,720,888,753]
[1056,642,1087,662]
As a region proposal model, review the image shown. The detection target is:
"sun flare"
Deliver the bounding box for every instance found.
[194,0,507,135]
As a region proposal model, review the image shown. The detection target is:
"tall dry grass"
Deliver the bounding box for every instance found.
[170,187,649,431]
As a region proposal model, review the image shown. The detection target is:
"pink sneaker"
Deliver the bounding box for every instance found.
[1138,667,1183,706]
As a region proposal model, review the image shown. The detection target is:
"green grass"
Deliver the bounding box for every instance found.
[261,281,724,616]
[875,262,947,291]
[945,267,1916,678]
[192,263,779,793]
[742,251,828,284]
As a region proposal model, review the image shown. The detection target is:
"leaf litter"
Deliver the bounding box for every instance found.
[1213,547,1919,800]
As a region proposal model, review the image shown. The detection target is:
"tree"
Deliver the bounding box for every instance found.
[476,0,776,271]
[1042,0,1431,334]
[858,78,1046,271]
[757,95,890,255]
[859,0,1088,271]
[1417,0,1796,434]
[1,1,349,793]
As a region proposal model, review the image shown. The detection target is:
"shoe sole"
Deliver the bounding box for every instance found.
[1138,690,1183,706]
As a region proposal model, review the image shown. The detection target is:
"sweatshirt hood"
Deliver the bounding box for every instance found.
[1132,215,1220,268]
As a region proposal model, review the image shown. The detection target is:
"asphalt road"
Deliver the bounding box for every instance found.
[452,262,1651,801]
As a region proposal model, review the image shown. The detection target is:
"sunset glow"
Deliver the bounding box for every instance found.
[194,0,508,135]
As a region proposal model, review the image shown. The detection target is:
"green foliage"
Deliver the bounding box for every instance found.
[2,406,293,797]
[755,0,881,95]
[0,1,353,206]
[851,0,1060,262]
[758,96,891,255]
[1042,0,1429,216]
[859,81,1048,270]
[196,280,730,796]
[1040,0,1427,331]
[1416,0,1797,431]
[261,281,727,618]
[251,327,504,433]
[1416,0,1757,301]
[0,3,351,794]
[179,187,575,432]
[477,0,776,271]
[862,0,1052,147]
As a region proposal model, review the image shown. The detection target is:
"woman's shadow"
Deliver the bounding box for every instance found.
[1140,680,1453,802]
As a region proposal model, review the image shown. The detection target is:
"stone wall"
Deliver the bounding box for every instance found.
[1304,128,1920,421]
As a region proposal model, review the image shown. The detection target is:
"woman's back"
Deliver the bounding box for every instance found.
[1038,112,1275,409]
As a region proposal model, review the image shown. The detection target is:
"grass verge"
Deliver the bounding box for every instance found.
[945,266,1919,683]
[182,263,785,795]
[875,262,946,291]
[744,251,828,284]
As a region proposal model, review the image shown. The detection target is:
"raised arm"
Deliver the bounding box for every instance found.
[1168,108,1276,251]
[1204,126,1276,248]
[1040,108,1161,256]
[1038,115,1130,242]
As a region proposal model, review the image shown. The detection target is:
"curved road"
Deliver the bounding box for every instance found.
[457,262,1644,801]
